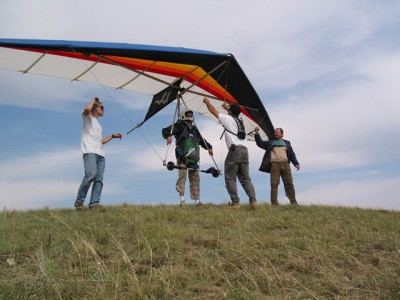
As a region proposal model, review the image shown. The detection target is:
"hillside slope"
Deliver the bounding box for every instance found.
[1,204,399,299]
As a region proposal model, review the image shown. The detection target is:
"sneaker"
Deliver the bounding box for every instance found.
[290,200,299,205]
[179,201,186,207]
[74,200,85,210]
[196,201,204,206]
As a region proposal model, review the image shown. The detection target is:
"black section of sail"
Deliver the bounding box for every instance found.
[126,79,182,134]
[144,79,182,124]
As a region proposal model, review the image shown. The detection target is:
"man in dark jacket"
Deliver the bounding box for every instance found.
[162,109,213,206]
[254,127,300,205]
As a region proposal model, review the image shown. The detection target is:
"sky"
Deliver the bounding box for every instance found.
[0,0,399,211]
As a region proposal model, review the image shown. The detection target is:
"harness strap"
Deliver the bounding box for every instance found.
[220,116,245,140]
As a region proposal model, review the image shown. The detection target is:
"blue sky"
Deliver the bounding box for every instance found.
[1,0,399,211]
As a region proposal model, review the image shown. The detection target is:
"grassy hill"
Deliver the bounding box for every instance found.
[1,204,399,299]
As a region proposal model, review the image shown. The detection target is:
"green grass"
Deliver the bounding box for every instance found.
[1,204,399,299]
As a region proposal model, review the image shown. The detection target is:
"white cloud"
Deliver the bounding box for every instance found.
[0,70,95,111]
[0,148,80,180]
[299,177,400,211]
[268,50,400,173]
[0,180,77,210]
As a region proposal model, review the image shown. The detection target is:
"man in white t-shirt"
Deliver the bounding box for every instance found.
[203,97,257,209]
[74,97,122,210]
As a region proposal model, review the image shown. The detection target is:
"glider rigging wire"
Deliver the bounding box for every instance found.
[70,46,173,167]
[161,94,221,176]
[72,52,220,175]
[69,46,137,128]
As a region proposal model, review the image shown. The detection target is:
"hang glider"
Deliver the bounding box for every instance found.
[0,38,274,139]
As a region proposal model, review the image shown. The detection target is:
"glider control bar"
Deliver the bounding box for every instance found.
[165,161,221,178]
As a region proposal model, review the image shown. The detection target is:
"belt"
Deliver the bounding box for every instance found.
[229,144,247,151]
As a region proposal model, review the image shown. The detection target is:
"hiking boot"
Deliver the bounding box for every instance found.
[228,203,241,209]
[250,201,258,210]
[290,200,299,205]
[179,201,186,207]
[89,204,104,210]
[74,200,85,210]
[196,201,204,206]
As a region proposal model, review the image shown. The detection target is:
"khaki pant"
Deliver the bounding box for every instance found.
[270,162,296,204]
[175,162,200,200]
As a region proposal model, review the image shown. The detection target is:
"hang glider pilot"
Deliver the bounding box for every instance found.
[162,109,213,206]
[74,97,122,210]
[203,97,257,209]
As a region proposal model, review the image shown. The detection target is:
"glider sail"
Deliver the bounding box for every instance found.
[0,38,274,139]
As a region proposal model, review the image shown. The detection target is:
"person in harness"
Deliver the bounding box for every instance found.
[203,98,257,209]
[162,109,213,206]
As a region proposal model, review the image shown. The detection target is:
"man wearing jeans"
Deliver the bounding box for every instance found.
[74,97,122,210]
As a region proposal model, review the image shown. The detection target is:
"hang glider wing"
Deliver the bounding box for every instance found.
[0,38,274,139]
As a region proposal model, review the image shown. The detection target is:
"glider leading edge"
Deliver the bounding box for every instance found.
[0,38,274,139]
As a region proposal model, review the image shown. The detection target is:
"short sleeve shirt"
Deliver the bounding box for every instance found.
[80,114,104,157]
[218,114,247,149]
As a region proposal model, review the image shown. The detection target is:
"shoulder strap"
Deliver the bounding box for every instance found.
[220,116,246,139]
[175,121,189,143]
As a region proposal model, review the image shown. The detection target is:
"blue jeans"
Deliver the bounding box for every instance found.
[76,153,105,206]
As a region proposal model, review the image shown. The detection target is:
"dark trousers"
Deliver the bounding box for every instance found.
[224,145,256,205]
